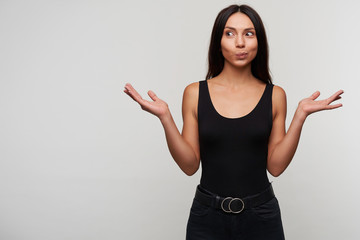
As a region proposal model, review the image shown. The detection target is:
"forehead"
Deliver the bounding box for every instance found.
[225,12,254,29]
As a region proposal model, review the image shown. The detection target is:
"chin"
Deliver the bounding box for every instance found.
[228,61,252,69]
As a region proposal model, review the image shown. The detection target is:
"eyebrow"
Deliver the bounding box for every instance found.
[224,26,255,31]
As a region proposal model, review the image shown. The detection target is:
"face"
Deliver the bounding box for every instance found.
[220,12,258,68]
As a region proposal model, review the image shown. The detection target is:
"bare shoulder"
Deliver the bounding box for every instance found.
[272,85,287,116]
[183,82,199,96]
[182,81,200,118]
[183,81,200,104]
[272,85,286,102]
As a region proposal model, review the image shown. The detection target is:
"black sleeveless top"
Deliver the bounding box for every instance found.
[198,80,273,197]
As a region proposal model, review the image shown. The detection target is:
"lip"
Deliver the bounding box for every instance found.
[235,52,248,59]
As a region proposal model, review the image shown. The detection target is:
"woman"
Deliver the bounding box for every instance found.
[124,4,343,240]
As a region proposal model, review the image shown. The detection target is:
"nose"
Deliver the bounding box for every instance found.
[236,35,245,48]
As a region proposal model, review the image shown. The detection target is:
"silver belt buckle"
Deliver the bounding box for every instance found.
[221,197,245,214]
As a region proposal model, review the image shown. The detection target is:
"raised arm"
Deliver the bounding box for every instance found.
[124,83,200,176]
[266,86,344,177]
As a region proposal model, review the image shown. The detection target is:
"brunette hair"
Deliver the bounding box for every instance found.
[206,4,272,84]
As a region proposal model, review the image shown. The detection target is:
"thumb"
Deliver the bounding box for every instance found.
[309,91,320,100]
[148,90,159,101]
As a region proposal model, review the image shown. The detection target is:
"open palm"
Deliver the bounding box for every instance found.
[299,90,344,116]
[124,83,169,119]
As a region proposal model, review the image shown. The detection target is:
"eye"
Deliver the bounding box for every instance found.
[245,31,255,36]
[225,31,235,37]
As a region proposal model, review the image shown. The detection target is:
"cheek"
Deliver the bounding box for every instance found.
[220,39,232,55]
[248,40,258,57]
[249,39,258,51]
[253,46,258,56]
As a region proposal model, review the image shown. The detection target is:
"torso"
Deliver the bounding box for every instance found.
[206,78,267,119]
[197,79,274,197]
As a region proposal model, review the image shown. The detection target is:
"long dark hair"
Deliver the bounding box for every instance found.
[206,4,272,84]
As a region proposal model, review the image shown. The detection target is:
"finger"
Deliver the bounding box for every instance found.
[124,83,145,103]
[331,89,344,98]
[332,95,342,102]
[309,91,320,100]
[124,83,139,96]
[124,86,145,105]
[124,83,139,95]
[325,103,343,110]
[148,90,159,101]
[124,89,139,102]
[326,90,344,104]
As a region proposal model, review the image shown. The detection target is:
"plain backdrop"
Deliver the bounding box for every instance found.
[0,0,359,239]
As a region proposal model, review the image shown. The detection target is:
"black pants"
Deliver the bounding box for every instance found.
[186,186,285,240]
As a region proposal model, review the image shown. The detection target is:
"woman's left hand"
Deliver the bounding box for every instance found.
[297,90,344,119]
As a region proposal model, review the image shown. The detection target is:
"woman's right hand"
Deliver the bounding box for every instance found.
[124,83,170,120]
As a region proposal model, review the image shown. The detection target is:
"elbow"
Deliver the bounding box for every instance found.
[184,166,199,176]
[185,170,196,176]
[183,160,200,176]
[267,166,284,177]
[267,158,287,177]
[269,171,282,177]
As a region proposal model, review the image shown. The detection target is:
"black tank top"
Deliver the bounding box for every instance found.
[198,80,273,197]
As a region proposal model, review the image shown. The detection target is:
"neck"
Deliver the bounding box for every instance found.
[216,62,255,87]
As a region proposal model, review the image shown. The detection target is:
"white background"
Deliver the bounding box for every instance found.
[0,0,359,239]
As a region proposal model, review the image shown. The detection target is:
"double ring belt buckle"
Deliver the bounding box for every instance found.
[221,197,245,214]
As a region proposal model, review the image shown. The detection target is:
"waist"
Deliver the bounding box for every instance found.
[200,169,270,197]
[194,183,275,214]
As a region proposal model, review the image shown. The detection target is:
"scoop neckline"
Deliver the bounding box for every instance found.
[205,79,268,120]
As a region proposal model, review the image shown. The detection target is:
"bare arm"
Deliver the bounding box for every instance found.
[124,83,200,176]
[267,86,344,177]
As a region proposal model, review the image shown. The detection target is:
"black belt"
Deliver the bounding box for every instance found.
[194,184,275,214]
